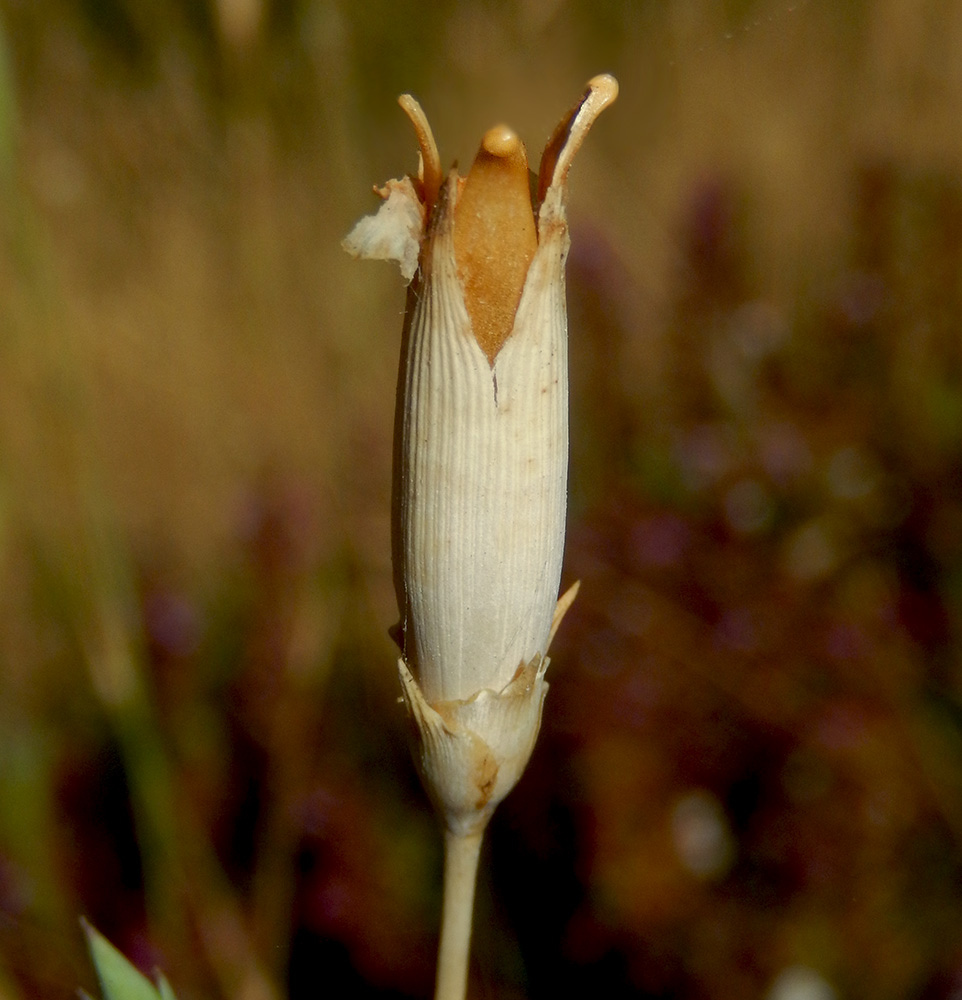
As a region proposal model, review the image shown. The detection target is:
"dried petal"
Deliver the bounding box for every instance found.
[454,126,538,363]
[342,177,424,283]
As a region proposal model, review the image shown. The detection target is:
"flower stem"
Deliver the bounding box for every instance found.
[435,828,484,1000]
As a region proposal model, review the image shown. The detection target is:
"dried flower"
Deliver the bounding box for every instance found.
[346,75,616,834]
[345,76,616,835]
[345,75,617,999]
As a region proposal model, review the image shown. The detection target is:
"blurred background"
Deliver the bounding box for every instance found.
[1,1,962,997]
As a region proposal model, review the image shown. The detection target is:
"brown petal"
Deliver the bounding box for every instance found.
[454,126,538,364]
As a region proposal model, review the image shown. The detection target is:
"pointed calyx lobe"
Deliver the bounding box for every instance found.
[453,126,537,364]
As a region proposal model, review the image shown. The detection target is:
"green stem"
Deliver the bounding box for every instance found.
[434,828,484,1000]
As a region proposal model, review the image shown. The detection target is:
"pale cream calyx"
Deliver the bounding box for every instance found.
[344,73,618,841]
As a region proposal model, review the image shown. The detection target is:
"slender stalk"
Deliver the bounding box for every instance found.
[435,828,485,1000]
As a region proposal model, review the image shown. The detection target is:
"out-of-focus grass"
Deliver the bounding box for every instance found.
[2,1,962,998]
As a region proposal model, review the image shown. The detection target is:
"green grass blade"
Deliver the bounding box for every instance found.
[81,919,175,1000]
[155,972,178,1000]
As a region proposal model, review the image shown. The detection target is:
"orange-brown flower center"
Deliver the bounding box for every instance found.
[453,126,538,364]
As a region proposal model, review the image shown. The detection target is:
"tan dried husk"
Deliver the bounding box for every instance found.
[344,76,617,834]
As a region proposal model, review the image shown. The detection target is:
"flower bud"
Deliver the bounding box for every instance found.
[344,76,617,835]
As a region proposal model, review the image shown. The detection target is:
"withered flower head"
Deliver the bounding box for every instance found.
[344,75,617,837]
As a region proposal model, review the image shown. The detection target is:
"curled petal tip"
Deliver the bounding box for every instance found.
[398,93,442,211]
[586,73,620,107]
[538,73,619,202]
